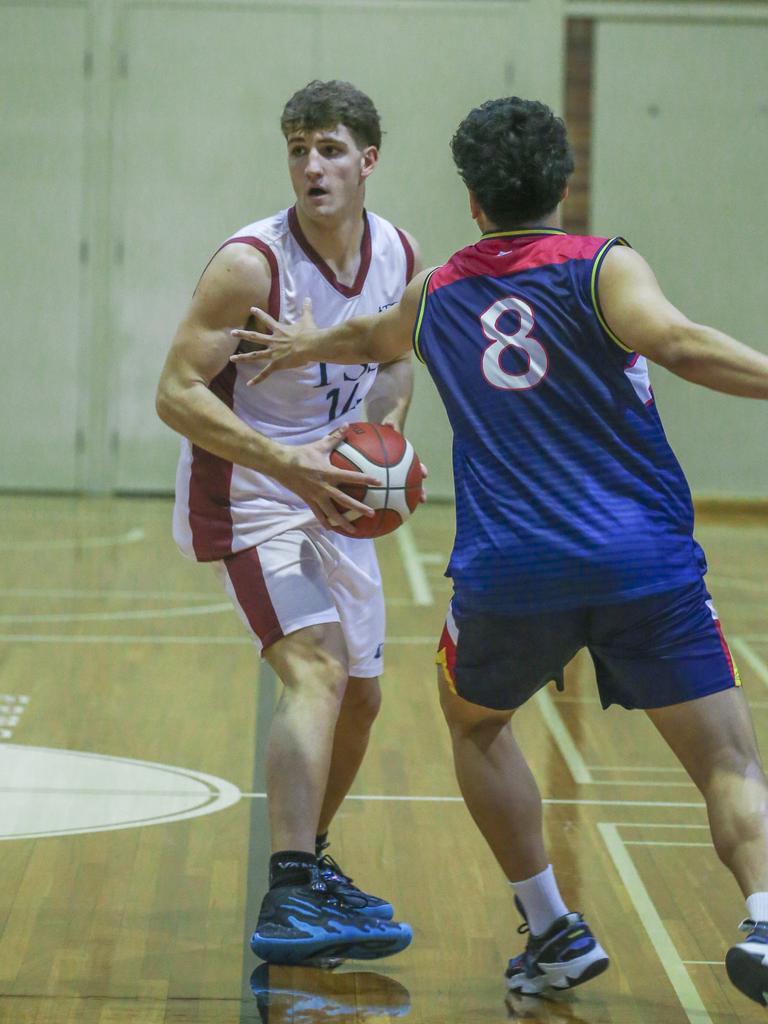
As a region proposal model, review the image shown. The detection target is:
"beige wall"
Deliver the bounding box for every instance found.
[0,0,564,498]
[590,12,768,498]
[2,1,766,499]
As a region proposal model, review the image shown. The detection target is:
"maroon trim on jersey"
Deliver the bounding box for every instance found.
[395,228,415,284]
[224,546,284,649]
[428,233,607,295]
[288,206,372,298]
[188,363,237,561]
[201,236,282,320]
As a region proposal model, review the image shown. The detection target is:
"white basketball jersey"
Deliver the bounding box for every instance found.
[173,207,414,561]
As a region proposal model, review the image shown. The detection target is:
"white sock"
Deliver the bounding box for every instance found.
[510,865,570,936]
[746,892,768,923]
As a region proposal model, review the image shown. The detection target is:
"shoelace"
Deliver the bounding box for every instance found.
[317,849,353,884]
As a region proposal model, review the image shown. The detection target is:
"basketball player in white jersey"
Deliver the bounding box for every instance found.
[156,80,422,965]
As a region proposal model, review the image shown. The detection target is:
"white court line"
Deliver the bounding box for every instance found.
[534,687,593,784]
[0,528,145,551]
[0,588,413,606]
[624,840,711,848]
[587,765,687,773]
[394,522,434,606]
[0,603,232,625]
[683,961,722,967]
[599,823,713,1024]
[239,792,704,807]
[588,780,694,788]
[0,588,222,600]
[0,633,438,646]
[607,822,709,829]
[731,638,768,688]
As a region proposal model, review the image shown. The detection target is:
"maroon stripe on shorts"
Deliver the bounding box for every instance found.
[224,546,284,649]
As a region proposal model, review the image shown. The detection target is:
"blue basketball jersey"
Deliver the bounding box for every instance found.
[414,228,706,614]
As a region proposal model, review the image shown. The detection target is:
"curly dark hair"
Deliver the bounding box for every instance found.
[450,97,574,228]
[280,80,382,150]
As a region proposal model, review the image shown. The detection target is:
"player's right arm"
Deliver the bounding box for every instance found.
[156,245,380,531]
[229,268,432,384]
[598,246,768,398]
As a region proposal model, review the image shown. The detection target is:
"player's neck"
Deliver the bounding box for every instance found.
[479,208,562,234]
[293,203,367,286]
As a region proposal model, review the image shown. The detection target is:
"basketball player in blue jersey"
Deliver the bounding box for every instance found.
[157,80,421,966]
[233,95,768,1004]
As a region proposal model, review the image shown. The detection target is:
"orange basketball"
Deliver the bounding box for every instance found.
[329,423,423,538]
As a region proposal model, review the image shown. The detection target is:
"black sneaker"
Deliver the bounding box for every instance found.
[250,878,411,966]
[250,962,411,1020]
[316,841,394,920]
[505,896,609,995]
[726,918,768,1005]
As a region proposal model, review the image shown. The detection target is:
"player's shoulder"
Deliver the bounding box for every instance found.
[366,210,423,276]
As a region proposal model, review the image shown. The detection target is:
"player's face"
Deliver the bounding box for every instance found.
[286,124,377,223]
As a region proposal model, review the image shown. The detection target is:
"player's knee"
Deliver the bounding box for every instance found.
[341,678,382,728]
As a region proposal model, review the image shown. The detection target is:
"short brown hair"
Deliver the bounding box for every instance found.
[281,80,382,150]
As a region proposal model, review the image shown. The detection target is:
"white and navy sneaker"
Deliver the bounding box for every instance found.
[250,879,412,966]
[726,918,768,1005]
[505,897,609,995]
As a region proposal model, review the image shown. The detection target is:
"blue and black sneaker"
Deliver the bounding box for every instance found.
[316,841,394,920]
[505,896,609,995]
[250,878,412,966]
[726,918,768,1005]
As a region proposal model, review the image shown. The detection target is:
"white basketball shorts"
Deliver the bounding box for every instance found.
[212,527,385,678]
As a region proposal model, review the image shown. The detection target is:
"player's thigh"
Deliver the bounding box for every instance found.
[212,530,343,655]
[646,686,763,790]
[320,531,386,680]
[436,601,585,712]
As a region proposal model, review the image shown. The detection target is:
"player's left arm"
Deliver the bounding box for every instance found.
[230,264,432,384]
[364,231,424,432]
[598,246,768,397]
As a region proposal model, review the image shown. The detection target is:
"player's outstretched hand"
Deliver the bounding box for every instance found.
[274,425,379,534]
[229,297,317,386]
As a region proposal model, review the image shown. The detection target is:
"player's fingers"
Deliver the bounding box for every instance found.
[325,485,376,518]
[327,468,381,489]
[312,499,357,534]
[318,424,350,450]
[249,307,280,333]
[244,364,279,387]
[419,461,429,479]
[300,297,315,326]
[229,344,272,361]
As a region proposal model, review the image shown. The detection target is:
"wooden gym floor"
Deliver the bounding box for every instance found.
[0,495,767,1023]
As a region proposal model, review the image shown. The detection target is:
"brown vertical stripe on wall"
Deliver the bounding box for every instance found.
[564,18,593,235]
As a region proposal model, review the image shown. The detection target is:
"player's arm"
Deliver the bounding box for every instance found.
[156,246,380,531]
[364,232,425,432]
[229,267,431,384]
[156,244,287,473]
[598,246,768,397]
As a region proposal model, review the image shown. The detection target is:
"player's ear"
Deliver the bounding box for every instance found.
[360,145,378,179]
[468,190,481,223]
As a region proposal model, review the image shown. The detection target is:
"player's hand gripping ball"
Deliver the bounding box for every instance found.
[330,423,424,538]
